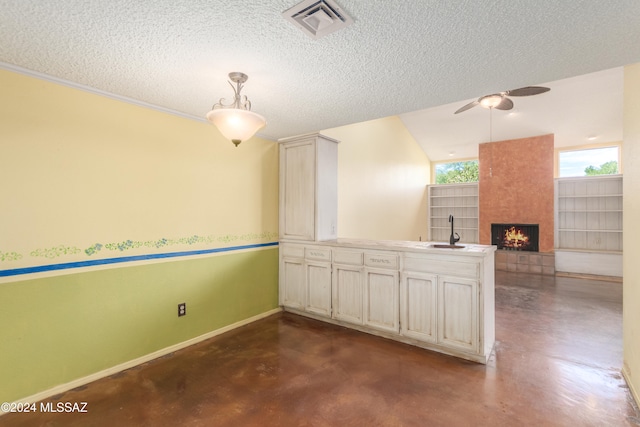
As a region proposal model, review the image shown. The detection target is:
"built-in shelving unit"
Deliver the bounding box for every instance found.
[554,174,623,277]
[428,183,479,244]
[555,175,623,252]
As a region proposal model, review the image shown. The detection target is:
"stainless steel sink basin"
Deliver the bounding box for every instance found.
[430,244,465,249]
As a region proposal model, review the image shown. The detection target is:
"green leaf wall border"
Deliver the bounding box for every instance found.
[1,231,279,262]
[0,251,23,262]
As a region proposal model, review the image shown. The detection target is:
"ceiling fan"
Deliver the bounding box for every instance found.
[454,86,550,114]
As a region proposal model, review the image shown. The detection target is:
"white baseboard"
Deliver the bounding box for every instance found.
[3,307,282,413]
[622,365,640,410]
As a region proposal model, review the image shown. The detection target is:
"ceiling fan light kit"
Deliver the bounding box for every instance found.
[479,95,503,109]
[454,86,551,114]
[206,72,267,147]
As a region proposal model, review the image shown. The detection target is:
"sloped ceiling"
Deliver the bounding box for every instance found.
[1,1,639,158]
[400,67,624,160]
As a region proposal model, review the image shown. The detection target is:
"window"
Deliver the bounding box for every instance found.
[434,160,479,184]
[558,145,621,178]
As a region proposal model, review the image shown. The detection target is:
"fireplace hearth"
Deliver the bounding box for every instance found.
[491,223,539,252]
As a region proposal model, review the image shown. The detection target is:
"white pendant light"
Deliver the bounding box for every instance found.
[206,72,266,147]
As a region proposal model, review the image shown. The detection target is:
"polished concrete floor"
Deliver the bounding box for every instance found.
[2,271,639,426]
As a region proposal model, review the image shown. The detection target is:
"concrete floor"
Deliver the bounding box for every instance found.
[1,271,639,426]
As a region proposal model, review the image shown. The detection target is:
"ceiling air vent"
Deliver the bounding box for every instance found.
[282,0,354,40]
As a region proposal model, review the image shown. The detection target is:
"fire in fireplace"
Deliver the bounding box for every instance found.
[491,223,539,252]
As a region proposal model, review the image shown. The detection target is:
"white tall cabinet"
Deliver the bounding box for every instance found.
[278,132,339,321]
[279,133,339,242]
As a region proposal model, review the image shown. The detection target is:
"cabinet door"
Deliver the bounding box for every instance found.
[400,271,437,343]
[280,257,305,310]
[438,276,478,352]
[332,264,364,325]
[305,261,332,317]
[280,141,315,240]
[364,268,399,333]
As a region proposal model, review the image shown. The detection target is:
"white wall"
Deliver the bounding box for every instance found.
[322,116,430,241]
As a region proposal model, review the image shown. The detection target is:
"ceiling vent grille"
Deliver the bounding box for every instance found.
[282,0,354,40]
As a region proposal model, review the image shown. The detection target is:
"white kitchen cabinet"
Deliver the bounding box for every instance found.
[280,256,305,310]
[279,239,495,364]
[279,133,339,242]
[400,271,438,343]
[363,251,399,334]
[400,273,479,352]
[437,276,478,352]
[364,267,399,333]
[303,246,332,317]
[305,261,332,317]
[332,263,364,325]
[400,248,493,363]
[280,243,332,317]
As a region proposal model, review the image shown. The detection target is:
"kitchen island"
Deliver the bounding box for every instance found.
[279,238,496,363]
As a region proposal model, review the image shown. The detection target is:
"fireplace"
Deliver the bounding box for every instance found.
[491,223,539,252]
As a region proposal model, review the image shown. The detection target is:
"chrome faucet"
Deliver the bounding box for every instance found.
[449,215,461,246]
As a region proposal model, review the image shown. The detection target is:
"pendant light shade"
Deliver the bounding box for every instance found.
[206,109,266,147]
[206,72,266,147]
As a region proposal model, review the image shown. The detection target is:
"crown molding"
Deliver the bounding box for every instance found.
[0,61,207,123]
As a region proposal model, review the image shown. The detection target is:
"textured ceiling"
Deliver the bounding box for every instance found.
[1,0,640,153]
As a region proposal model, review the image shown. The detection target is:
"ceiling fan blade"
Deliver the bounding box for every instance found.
[495,97,514,110]
[506,86,550,96]
[454,100,479,114]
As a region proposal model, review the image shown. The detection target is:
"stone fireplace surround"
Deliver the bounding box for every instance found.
[478,134,555,275]
[495,250,555,275]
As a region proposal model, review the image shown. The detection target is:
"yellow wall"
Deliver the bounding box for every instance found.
[323,116,431,241]
[623,63,640,405]
[0,68,278,274]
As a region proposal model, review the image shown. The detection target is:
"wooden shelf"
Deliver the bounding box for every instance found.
[558,194,622,198]
[428,183,479,244]
[558,229,623,233]
[555,175,623,252]
[559,210,621,213]
[430,216,478,219]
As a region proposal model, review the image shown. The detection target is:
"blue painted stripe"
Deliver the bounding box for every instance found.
[0,242,279,278]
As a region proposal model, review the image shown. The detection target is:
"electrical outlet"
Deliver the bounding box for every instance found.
[178,303,186,317]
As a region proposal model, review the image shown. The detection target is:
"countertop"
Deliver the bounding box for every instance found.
[281,238,496,257]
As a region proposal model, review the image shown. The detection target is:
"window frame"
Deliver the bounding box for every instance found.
[431,158,479,185]
[554,142,623,178]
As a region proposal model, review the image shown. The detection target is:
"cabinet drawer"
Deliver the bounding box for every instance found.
[333,249,364,265]
[281,244,305,258]
[305,247,332,262]
[364,252,398,270]
[403,254,479,278]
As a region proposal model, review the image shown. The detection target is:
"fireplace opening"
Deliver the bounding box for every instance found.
[491,223,539,252]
